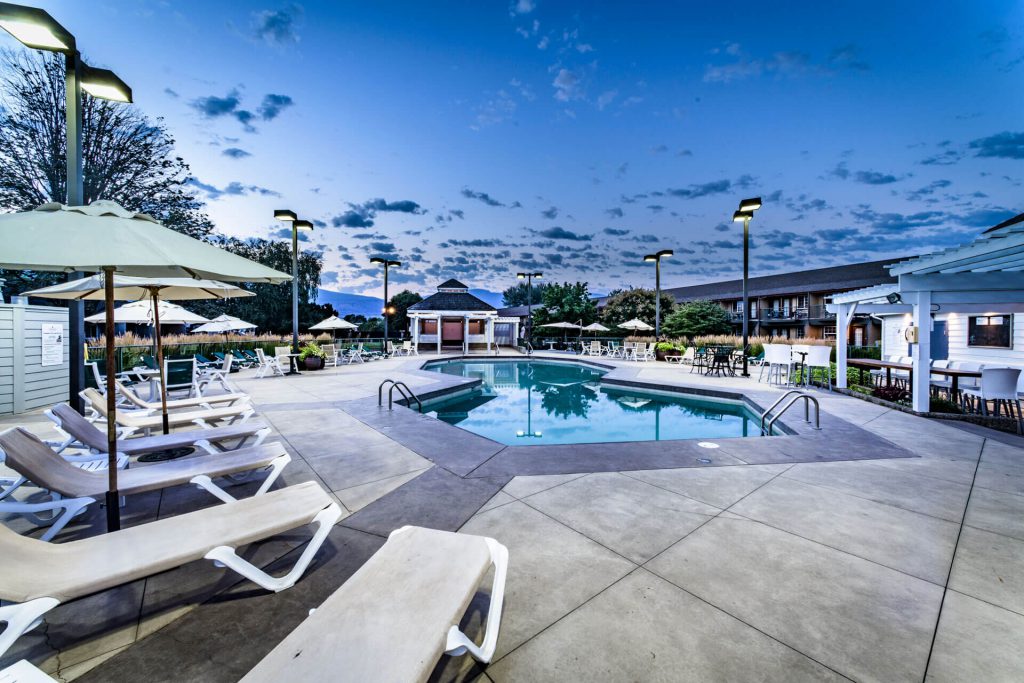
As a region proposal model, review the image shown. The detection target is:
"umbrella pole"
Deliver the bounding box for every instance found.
[102,267,121,532]
[151,288,170,435]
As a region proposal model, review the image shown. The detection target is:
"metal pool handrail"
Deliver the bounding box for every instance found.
[760,390,821,435]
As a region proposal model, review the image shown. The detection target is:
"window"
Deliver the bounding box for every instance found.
[420,320,437,334]
[468,320,485,335]
[797,294,809,309]
[968,315,1012,348]
[735,301,744,313]
[795,328,806,339]
[823,326,837,340]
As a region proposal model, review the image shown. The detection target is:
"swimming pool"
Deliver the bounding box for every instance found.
[423,359,767,446]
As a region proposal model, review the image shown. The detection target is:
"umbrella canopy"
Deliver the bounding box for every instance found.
[83,300,209,325]
[309,315,358,331]
[538,321,582,329]
[582,322,610,332]
[192,314,257,334]
[0,201,291,282]
[618,318,654,331]
[24,274,259,302]
[1,200,290,533]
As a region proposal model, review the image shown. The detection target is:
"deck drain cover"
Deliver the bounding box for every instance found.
[696,457,713,464]
[697,442,720,449]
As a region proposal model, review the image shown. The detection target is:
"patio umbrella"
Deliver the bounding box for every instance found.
[84,299,211,325]
[309,314,358,340]
[27,274,253,436]
[618,318,654,331]
[192,314,257,333]
[538,321,582,343]
[582,322,610,334]
[1,200,290,532]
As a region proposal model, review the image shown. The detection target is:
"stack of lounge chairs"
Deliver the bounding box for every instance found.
[0,362,510,679]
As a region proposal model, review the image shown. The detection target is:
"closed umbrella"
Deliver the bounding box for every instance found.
[2,200,289,532]
[28,274,253,436]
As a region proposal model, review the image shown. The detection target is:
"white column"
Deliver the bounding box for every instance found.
[911,290,932,412]
[486,318,493,353]
[412,315,419,350]
[463,316,469,354]
[836,303,848,389]
[436,315,442,355]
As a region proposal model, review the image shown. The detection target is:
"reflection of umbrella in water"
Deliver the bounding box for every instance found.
[3,200,290,532]
[433,392,497,426]
[616,395,652,409]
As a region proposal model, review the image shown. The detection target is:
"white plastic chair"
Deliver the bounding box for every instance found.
[321,344,338,367]
[962,368,1022,431]
[760,344,792,385]
[254,348,285,378]
[805,345,833,390]
[198,354,233,394]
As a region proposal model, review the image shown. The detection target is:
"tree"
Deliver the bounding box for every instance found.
[387,290,423,334]
[0,50,214,297]
[531,281,597,331]
[189,237,325,334]
[502,281,547,306]
[661,300,733,338]
[599,288,676,327]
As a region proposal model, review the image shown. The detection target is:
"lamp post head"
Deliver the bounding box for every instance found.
[370,257,385,265]
[274,209,297,222]
[387,260,401,268]
[79,64,132,103]
[643,254,657,262]
[533,272,543,279]
[0,3,75,52]
[293,219,314,231]
[738,197,762,212]
[656,249,673,259]
[733,210,754,223]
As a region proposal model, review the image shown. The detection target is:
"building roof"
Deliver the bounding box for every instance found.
[437,278,469,290]
[983,211,1024,234]
[409,279,496,312]
[612,257,903,306]
[497,304,542,317]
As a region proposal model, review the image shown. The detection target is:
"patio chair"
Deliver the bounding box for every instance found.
[635,343,656,362]
[962,368,1022,431]
[0,427,292,541]
[241,525,508,682]
[210,352,242,372]
[46,403,272,457]
[580,341,601,357]
[321,344,338,367]
[759,344,792,385]
[344,343,367,364]
[805,345,833,390]
[81,388,255,438]
[254,348,285,378]
[0,480,341,658]
[194,354,218,370]
[114,380,247,413]
[164,358,200,398]
[606,341,621,358]
[239,349,261,366]
[707,346,734,377]
[197,354,234,394]
[667,346,694,366]
[929,360,951,398]
[403,340,419,356]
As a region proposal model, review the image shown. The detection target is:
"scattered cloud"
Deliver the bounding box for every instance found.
[257,94,294,121]
[252,5,302,45]
[164,88,179,98]
[605,207,624,219]
[190,89,292,132]
[541,206,559,219]
[329,197,425,229]
[704,42,869,83]
[510,0,535,15]
[222,147,251,159]
[552,68,583,102]
[535,226,592,241]
[969,131,1024,159]
[596,90,617,110]
[186,177,279,200]
[666,179,732,199]
[830,162,904,184]
[603,227,629,236]
[461,188,507,207]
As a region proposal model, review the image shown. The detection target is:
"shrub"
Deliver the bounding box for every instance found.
[929,397,962,414]
[872,385,908,403]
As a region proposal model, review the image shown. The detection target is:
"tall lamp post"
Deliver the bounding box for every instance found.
[643,249,673,338]
[516,271,542,351]
[275,210,313,352]
[0,2,132,411]
[733,197,762,377]
[370,257,400,347]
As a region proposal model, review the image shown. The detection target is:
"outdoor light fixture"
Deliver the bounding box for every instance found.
[643,250,673,337]
[516,271,543,353]
[370,258,401,347]
[0,3,74,51]
[886,292,902,305]
[734,197,762,377]
[0,2,134,417]
[274,210,312,353]
[79,64,132,103]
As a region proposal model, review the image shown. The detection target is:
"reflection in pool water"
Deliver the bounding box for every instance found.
[424,360,764,446]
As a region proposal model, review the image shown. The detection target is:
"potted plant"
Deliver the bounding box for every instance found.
[655,342,681,361]
[299,341,327,370]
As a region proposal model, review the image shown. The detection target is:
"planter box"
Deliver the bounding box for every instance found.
[303,356,325,370]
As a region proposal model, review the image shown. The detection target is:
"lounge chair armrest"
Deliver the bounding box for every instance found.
[0,496,95,541]
[441,536,508,663]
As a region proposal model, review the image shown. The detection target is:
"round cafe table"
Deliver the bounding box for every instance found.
[284,353,303,376]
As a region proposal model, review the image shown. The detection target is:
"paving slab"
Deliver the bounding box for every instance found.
[948,525,1024,615]
[501,472,587,499]
[926,590,1024,681]
[523,472,719,563]
[333,467,429,512]
[964,486,1024,541]
[488,568,845,682]
[623,463,788,508]
[647,516,943,682]
[731,476,959,584]
[459,500,635,659]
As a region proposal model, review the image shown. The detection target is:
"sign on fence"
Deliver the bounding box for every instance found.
[41,323,64,367]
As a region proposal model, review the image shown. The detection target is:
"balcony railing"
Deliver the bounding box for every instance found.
[759,308,807,322]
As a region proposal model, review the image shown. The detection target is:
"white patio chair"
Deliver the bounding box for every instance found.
[344,343,366,364]
[635,343,656,362]
[402,340,418,356]
[805,345,833,390]
[0,480,341,658]
[321,344,338,367]
[760,344,792,385]
[197,353,234,394]
[962,368,1022,431]
[254,348,285,378]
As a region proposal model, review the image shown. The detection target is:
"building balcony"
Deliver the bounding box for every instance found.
[759,308,807,323]
[806,304,836,322]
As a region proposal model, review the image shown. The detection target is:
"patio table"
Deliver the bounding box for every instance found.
[283,352,303,376]
[846,358,981,396]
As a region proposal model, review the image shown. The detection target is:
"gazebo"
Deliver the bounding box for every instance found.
[829,212,1024,412]
[407,279,520,354]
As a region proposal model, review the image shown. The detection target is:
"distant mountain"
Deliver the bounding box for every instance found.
[317,287,504,316]
[316,289,384,318]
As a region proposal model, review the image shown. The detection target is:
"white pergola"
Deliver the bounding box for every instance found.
[829,216,1024,411]
[408,311,521,354]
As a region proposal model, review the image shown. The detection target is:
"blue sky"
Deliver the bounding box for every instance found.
[6,1,1023,297]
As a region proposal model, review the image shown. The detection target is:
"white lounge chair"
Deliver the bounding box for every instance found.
[197,353,234,394]
[46,403,271,457]
[254,348,285,378]
[81,388,255,437]
[114,380,248,412]
[242,525,507,682]
[0,480,341,658]
[0,427,292,540]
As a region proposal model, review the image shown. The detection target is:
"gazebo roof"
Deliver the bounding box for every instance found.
[409,279,496,313]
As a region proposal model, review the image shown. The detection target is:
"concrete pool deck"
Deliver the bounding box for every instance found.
[2,350,1023,681]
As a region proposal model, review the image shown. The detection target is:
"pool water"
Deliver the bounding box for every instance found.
[423,360,764,446]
